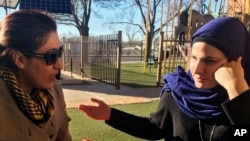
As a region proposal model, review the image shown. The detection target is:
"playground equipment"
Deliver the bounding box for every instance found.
[158,8,214,76]
[155,0,250,86]
[158,1,216,76]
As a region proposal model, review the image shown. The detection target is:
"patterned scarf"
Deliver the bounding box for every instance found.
[0,66,54,127]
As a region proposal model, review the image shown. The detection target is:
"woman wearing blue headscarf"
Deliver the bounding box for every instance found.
[79,17,250,141]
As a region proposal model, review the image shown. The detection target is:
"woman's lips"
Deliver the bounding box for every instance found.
[195,77,206,82]
[49,75,56,81]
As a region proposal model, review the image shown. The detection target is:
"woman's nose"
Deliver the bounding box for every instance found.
[192,61,204,74]
[54,58,63,69]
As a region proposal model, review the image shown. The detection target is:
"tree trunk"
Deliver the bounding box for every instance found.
[79,25,89,36]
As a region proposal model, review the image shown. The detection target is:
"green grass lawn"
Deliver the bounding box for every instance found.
[64,61,186,88]
[68,100,164,141]
[120,62,186,88]
[66,62,185,140]
[120,63,159,88]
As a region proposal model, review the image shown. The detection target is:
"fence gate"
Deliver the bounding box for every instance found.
[62,31,122,89]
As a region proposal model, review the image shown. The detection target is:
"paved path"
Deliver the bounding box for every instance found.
[60,71,162,108]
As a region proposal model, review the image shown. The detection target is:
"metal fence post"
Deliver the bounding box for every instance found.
[62,36,65,71]
[80,35,84,77]
[156,32,164,87]
[71,58,73,78]
[116,31,122,89]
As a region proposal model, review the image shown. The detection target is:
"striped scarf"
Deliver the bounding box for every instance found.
[0,66,54,127]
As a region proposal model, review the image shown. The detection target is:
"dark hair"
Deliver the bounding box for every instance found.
[0,10,57,69]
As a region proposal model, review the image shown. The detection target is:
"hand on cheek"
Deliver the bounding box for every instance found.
[215,57,249,99]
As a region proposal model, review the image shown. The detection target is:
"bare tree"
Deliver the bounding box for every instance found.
[54,0,125,36]
[124,25,140,46]
[104,0,190,60]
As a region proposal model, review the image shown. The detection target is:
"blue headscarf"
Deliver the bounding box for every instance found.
[161,17,250,120]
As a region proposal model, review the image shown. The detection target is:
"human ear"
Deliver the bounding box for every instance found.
[12,50,26,69]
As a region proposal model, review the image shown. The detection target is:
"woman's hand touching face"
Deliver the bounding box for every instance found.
[190,42,227,89]
[215,57,249,99]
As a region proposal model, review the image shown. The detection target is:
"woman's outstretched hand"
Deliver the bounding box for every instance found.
[79,98,111,120]
[215,57,249,99]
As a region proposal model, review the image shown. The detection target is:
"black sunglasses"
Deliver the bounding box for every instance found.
[22,45,63,65]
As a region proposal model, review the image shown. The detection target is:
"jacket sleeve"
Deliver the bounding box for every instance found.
[105,92,173,140]
[222,89,250,124]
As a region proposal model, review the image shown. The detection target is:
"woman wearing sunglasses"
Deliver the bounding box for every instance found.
[0,10,72,140]
[79,17,250,140]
